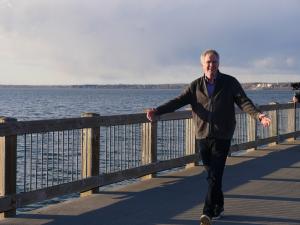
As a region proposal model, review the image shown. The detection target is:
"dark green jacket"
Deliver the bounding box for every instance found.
[155,72,261,139]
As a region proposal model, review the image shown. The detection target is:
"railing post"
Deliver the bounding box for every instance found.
[141,115,157,180]
[80,113,100,197]
[287,102,296,141]
[247,114,257,150]
[185,117,198,168]
[0,117,17,218]
[269,102,279,145]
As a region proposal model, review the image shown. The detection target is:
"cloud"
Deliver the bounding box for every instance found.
[0,0,299,84]
[251,55,299,74]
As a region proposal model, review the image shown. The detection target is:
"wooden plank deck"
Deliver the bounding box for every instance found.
[0,141,299,225]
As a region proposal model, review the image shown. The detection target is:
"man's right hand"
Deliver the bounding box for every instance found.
[146,108,157,121]
[293,96,299,103]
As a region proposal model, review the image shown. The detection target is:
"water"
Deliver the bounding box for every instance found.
[0,87,295,120]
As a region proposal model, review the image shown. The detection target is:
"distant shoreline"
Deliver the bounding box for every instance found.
[0,82,295,90]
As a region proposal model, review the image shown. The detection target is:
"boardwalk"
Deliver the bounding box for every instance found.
[0,141,299,225]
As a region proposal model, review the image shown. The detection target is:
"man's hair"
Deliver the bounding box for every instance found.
[200,49,220,65]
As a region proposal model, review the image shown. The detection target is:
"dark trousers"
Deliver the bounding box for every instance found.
[197,138,231,217]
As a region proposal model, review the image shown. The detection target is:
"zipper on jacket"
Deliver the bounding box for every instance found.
[208,96,214,137]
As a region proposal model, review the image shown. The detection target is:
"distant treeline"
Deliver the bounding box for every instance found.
[0,82,294,90]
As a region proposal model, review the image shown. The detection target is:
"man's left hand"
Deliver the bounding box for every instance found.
[259,113,271,127]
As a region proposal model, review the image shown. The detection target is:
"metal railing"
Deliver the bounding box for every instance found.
[0,102,299,218]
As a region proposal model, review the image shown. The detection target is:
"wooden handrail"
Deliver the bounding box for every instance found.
[0,103,296,136]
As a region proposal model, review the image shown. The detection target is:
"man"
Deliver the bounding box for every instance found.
[146,49,271,225]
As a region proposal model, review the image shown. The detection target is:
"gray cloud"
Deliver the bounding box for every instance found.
[0,0,299,84]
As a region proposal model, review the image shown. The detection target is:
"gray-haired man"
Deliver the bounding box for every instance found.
[147,49,271,225]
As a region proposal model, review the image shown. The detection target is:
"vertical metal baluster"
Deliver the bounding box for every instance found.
[62,131,65,183]
[127,125,130,168]
[41,133,44,188]
[67,130,70,182]
[172,120,175,158]
[130,124,132,167]
[173,120,176,157]
[119,126,122,170]
[240,114,243,142]
[133,124,135,167]
[167,121,169,160]
[107,127,110,173]
[181,120,184,155]
[35,134,38,190]
[57,131,60,184]
[29,134,32,191]
[182,120,185,156]
[118,126,120,170]
[85,128,88,178]
[180,120,183,156]
[241,114,243,142]
[170,121,172,158]
[172,121,175,157]
[81,129,84,178]
[162,122,165,160]
[239,114,242,143]
[236,115,239,144]
[52,132,55,186]
[241,114,244,142]
[245,114,247,142]
[118,126,121,171]
[241,113,245,143]
[121,125,126,170]
[24,134,27,192]
[170,120,175,158]
[168,121,171,159]
[46,132,49,187]
[132,124,134,167]
[134,124,137,167]
[124,126,127,168]
[72,130,75,181]
[110,126,113,172]
[105,128,108,173]
[176,121,178,157]
[77,129,80,180]
[112,126,115,172]
[109,127,112,172]
[176,120,179,156]
[113,126,116,172]
[130,124,134,167]
[238,115,241,143]
[116,126,119,171]
[134,124,136,167]
[136,124,139,166]
[236,115,238,144]
[239,114,241,143]
[139,123,142,165]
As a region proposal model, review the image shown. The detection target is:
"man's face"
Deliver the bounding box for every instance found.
[202,53,219,79]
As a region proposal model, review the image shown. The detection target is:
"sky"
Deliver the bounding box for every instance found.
[0,0,299,85]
